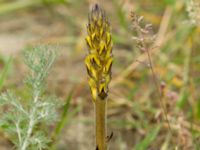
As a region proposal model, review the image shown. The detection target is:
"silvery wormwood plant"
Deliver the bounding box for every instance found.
[0,46,58,150]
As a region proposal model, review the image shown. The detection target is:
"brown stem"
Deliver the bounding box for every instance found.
[145,46,172,134]
[95,97,107,150]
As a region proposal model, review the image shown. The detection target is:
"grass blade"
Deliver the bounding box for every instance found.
[0,57,12,90]
[134,125,161,150]
[49,89,74,150]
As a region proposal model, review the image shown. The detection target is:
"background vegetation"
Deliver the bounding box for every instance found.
[0,0,200,149]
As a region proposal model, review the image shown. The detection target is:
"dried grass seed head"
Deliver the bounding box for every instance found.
[130,11,156,53]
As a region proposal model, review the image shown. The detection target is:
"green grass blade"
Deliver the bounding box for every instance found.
[49,89,74,149]
[112,0,129,31]
[54,90,73,136]
[0,57,12,90]
[133,125,161,150]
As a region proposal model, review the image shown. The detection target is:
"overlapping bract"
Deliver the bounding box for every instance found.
[85,4,113,101]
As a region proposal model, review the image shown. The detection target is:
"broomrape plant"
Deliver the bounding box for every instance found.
[0,46,57,150]
[85,4,113,150]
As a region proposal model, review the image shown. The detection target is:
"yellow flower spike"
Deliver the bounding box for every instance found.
[100,28,104,37]
[99,41,106,55]
[91,55,101,67]
[85,55,98,80]
[98,83,107,99]
[106,33,111,45]
[86,36,93,49]
[105,58,113,73]
[91,33,96,40]
[105,75,111,86]
[85,3,113,101]
[85,4,113,150]
[88,78,98,101]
